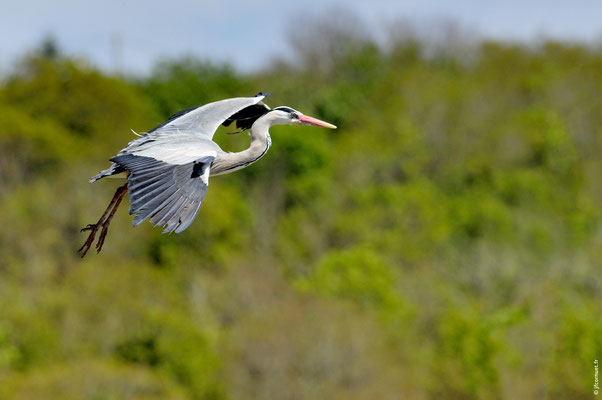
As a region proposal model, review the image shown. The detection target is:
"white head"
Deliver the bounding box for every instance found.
[263,106,337,129]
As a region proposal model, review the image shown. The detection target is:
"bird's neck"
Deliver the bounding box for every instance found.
[241,117,272,163]
[210,118,272,176]
[248,117,272,148]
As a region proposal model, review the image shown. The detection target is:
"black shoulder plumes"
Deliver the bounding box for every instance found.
[222,104,270,131]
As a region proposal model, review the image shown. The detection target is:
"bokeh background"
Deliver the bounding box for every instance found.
[1,1,601,399]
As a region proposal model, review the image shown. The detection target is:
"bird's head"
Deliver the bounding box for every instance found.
[268,106,337,129]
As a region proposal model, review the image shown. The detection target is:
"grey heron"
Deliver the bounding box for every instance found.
[79,93,336,257]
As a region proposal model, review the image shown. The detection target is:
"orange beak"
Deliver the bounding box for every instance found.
[298,114,337,129]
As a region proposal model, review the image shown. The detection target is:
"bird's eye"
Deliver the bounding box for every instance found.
[290,113,299,119]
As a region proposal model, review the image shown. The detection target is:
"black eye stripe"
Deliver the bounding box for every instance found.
[274,106,295,113]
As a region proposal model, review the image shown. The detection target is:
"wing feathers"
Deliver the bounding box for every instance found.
[111,154,212,233]
[97,95,270,232]
[143,94,269,140]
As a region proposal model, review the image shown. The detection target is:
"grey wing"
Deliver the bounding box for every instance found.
[111,153,215,234]
[145,93,270,140]
[90,94,269,182]
[91,136,220,184]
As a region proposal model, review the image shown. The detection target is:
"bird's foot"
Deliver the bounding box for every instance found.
[78,223,101,257]
[78,182,128,258]
[95,221,111,253]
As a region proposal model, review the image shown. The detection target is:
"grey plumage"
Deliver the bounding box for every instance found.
[87,93,336,237]
[112,154,212,233]
[91,94,269,233]
[89,163,125,183]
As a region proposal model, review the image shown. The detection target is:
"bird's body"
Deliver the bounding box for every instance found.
[79,93,336,256]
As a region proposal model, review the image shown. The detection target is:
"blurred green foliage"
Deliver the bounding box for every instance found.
[0,26,601,400]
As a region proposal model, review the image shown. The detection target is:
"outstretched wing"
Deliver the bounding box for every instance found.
[145,92,270,140]
[90,93,270,182]
[111,148,215,234]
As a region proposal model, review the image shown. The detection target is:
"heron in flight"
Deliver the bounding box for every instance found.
[79,93,336,257]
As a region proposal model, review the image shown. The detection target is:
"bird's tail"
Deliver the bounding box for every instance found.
[89,164,125,183]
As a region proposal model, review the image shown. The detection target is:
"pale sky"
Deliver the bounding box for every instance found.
[2,0,601,75]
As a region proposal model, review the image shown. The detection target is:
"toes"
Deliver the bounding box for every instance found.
[95,225,110,253]
[80,224,97,233]
[78,242,92,257]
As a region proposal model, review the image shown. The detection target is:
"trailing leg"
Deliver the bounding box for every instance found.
[78,183,128,257]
